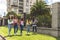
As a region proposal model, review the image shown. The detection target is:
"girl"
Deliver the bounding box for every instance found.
[26,19,31,34]
[32,18,38,32]
[13,17,18,35]
[20,18,24,36]
[8,17,13,36]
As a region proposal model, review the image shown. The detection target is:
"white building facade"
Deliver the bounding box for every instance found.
[7,0,44,14]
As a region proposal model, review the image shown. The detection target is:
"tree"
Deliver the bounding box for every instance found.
[6,11,17,17]
[30,1,50,17]
[30,1,51,27]
[37,15,51,27]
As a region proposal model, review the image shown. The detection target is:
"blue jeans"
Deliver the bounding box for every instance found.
[27,25,30,34]
[8,24,12,35]
[20,25,24,35]
[14,24,18,34]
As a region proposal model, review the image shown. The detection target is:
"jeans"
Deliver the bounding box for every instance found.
[27,25,30,34]
[33,26,37,32]
[8,24,12,35]
[14,24,18,34]
[20,25,24,35]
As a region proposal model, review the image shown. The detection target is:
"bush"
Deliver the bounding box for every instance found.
[37,15,51,28]
[26,14,31,19]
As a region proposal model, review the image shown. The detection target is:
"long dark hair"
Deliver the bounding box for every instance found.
[8,17,10,19]
[21,18,24,21]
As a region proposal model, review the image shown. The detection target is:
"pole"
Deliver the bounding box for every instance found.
[24,13,26,26]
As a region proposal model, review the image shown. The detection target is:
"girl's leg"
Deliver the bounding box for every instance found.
[8,24,11,35]
[14,25,16,35]
[20,25,23,36]
[35,26,37,32]
[27,25,30,34]
[28,26,30,33]
[20,25,22,35]
[14,24,18,35]
[15,24,18,34]
[32,26,34,32]
[27,25,28,34]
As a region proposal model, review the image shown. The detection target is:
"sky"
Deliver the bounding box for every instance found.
[0,0,60,17]
[46,0,60,5]
[0,0,7,17]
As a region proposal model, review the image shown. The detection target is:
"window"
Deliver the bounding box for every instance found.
[26,0,29,6]
[26,8,29,11]
[19,10,23,12]
[30,0,32,3]
[19,6,23,9]
[26,0,29,2]
[19,3,23,5]
[26,3,29,6]
[19,0,23,2]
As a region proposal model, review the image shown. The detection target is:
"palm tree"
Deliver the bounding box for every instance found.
[30,1,51,27]
[30,1,50,17]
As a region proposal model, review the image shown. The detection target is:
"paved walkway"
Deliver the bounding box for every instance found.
[0,35,6,40]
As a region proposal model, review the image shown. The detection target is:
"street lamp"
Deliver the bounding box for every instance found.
[23,12,26,26]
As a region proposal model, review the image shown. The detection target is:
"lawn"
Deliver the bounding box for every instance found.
[0,26,57,40]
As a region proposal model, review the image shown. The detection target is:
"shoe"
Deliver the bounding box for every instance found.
[8,34,11,37]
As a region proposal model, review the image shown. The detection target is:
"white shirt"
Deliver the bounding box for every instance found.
[8,19,13,24]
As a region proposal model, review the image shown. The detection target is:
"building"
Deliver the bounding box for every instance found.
[24,0,45,14]
[7,0,44,14]
[7,0,19,14]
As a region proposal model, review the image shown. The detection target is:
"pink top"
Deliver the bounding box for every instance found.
[13,19,18,24]
[20,21,24,25]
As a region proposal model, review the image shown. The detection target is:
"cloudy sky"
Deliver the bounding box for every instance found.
[0,0,60,17]
[0,0,7,17]
[46,0,60,5]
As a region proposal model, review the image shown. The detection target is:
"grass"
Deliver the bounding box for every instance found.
[0,26,57,40]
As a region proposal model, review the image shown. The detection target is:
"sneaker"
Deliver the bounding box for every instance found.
[8,34,11,37]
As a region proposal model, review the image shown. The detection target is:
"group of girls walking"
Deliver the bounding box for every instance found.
[8,16,38,36]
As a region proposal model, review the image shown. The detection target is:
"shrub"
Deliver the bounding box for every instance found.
[37,15,51,28]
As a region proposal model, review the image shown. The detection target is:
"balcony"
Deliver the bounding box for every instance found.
[19,1,23,3]
[19,6,23,9]
[19,3,23,5]
[10,1,18,7]
[19,5,23,7]
[11,4,18,7]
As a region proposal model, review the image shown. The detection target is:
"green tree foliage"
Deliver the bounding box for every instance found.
[37,15,51,28]
[6,11,17,17]
[26,14,31,19]
[31,1,50,17]
[30,1,51,27]
[6,11,22,19]
[17,13,22,19]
